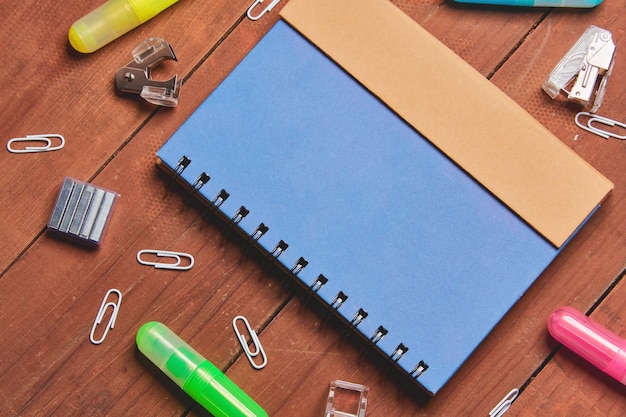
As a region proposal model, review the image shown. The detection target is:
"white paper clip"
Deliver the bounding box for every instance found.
[247,0,281,21]
[488,388,519,417]
[136,249,194,270]
[90,288,122,345]
[575,112,626,140]
[7,134,65,153]
[543,25,616,113]
[232,315,267,370]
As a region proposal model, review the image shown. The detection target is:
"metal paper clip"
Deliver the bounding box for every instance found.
[575,112,626,140]
[7,134,65,153]
[115,37,181,107]
[543,25,616,113]
[232,315,267,370]
[90,288,122,345]
[247,0,281,21]
[488,388,519,417]
[136,249,195,270]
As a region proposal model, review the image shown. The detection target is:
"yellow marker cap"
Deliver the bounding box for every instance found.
[68,0,179,53]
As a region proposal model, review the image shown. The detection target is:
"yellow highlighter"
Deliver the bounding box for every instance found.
[69,0,179,53]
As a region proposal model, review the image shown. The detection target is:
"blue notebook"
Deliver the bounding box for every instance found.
[156,0,612,395]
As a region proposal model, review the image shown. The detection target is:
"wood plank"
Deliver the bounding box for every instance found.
[1,0,625,416]
[193,2,624,416]
[417,4,547,77]
[472,3,626,416]
[0,61,287,415]
[509,270,626,416]
[200,2,626,416]
[0,0,252,272]
[0,1,280,416]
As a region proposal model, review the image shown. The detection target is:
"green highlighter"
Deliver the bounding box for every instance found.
[136,321,268,417]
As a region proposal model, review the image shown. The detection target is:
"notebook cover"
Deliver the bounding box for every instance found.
[281,0,613,248]
[154,18,600,394]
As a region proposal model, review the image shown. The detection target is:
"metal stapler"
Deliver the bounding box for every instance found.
[543,25,616,113]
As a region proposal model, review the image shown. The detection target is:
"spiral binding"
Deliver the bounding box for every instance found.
[371,326,388,344]
[272,240,288,257]
[391,343,408,361]
[291,257,308,274]
[252,223,268,241]
[351,308,368,326]
[311,274,328,292]
[169,155,429,382]
[411,360,429,378]
[192,172,210,190]
[174,156,191,174]
[232,206,249,224]
[330,291,348,309]
[212,190,229,207]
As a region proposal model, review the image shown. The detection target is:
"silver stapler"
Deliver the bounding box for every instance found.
[543,25,616,113]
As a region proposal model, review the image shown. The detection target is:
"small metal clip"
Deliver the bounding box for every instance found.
[115,37,181,107]
[136,249,195,270]
[232,315,267,370]
[488,388,519,417]
[543,25,616,112]
[247,0,281,21]
[575,112,626,140]
[324,380,369,417]
[90,288,122,345]
[7,134,65,153]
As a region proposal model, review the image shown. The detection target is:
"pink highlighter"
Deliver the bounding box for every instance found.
[548,306,626,384]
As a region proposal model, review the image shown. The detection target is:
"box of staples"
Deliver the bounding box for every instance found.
[47,177,118,247]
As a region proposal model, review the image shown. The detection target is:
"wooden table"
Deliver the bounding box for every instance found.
[1,0,624,416]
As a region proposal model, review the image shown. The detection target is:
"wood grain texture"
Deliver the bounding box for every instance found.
[0,0,624,416]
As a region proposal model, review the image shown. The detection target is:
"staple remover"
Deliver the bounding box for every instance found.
[115,37,181,107]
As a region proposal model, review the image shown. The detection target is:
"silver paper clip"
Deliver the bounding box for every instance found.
[575,112,626,140]
[90,288,122,345]
[247,0,281,21]
[115,37,181,107]
[136,249,195,270]
[543,25,616,113]
[488,388,519,417]
[7,134,65,154]
[232,315,267,370]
